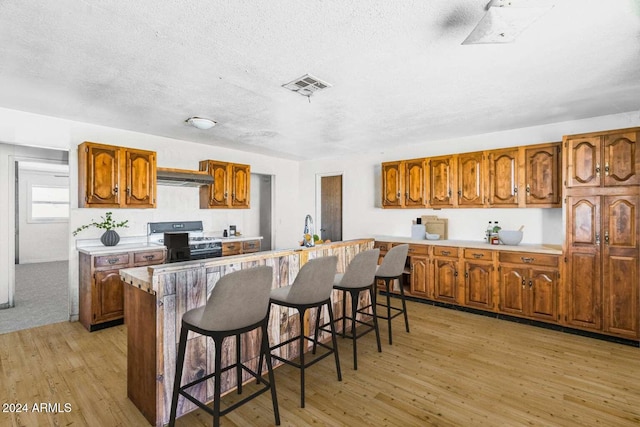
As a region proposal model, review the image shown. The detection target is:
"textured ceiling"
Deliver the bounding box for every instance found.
[1,0,639,160]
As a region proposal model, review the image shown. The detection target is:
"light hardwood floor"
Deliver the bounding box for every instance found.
[1,300,639,427]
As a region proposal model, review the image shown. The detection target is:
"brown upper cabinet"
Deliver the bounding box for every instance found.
[78,141,157,208]
[382,141,561,209]
[381,159,427,208]
[199,160,251,209]
[564,128,639,188]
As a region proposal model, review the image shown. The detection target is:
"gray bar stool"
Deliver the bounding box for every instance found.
[259,256,340,408]
[320,248,381,370]
[375,244,410,345]
[169,266,279,427]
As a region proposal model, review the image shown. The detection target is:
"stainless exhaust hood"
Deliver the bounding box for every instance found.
[156,167,213,187]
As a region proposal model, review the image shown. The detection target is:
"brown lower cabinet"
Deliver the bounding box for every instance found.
[79,248,166,331]
[222,239,261,256]
[498,252,559,322]
[374,240,639,342]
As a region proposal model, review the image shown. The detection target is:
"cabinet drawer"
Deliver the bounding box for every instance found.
[463,248,494,261]
[133,250,165,266]
[375,241,393,252]
[408,244,429,256]
[433,246,459,258]
[499,252,559,267]
[242,240,261,253]
[222,242,242,256]
[94,253,129,268]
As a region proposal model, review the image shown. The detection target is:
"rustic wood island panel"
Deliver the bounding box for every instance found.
[120,239,374,426]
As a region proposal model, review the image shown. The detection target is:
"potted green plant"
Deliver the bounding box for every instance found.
[72,211,129,246]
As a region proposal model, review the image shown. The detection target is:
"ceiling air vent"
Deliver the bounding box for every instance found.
[282,74,332,97]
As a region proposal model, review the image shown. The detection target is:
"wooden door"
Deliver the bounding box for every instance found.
[382,161,403,207]
[565,136,601,188]
[125,149,156,208]
[499,265,527,316]
[464,261,493,310]
[429,156,454,207]
[529,267,558,321]
[565,195,602,330]
[602,195,639,338]
[410,256,429,298]
[457,152,484,207]
[404,159,427,207]
[82,143,121,207]
[603,132,639,187]
[525,143,561,207]
[488,148,519,207]
[230,163,250,208]
[200,160,229,208]
[433,258,458,303]
[94,270,124,323]
[320,175,342,242]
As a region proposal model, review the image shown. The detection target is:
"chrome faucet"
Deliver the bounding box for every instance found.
[303,214,315,247]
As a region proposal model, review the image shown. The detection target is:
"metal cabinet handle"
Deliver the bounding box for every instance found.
[472,253,484,259]
[604,231,609,245]
[107,258,119,265]
[126,187,131,196]
[114,185,119,194]
[454,271,458,277]
[604,162,610,176]
[595,163,601,177]
[397,191,401,199]
[521,257,534,263]
[441,250,451,256]
[465,271,469,279]
[522,279,526,288]
[144,255,154,260]
[595,232,600,245]
[529,280,533,288]
[526,184,531,195]
[513,186,518,194]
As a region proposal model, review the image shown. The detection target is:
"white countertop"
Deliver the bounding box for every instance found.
[374,235,562,255]
[76,235,263,255]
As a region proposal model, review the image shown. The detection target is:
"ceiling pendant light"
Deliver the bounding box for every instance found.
[186,117,216,130]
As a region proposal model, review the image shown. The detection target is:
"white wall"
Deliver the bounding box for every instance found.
[18,168,69,263]
[298,112,640,247]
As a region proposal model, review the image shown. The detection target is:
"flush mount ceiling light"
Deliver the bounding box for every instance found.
[185,116,216,130]
[282,74,332,98]
[462,0,554,44]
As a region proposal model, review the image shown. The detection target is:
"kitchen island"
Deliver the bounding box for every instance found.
[120,238,374,426]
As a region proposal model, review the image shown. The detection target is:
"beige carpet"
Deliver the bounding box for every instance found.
[0,261,69,335]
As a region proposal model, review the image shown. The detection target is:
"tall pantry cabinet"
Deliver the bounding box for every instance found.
[564,127,639,340]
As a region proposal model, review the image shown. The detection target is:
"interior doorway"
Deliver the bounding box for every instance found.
[250,173,274,250]
[318,174,342,242]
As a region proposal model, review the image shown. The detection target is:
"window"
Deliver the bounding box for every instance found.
[29,185,69,223]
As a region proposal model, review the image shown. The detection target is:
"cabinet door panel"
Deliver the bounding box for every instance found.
[458,152,484,207]
[499,266,526,315]
[566,251,601,330]
[488,149,519,206]
[465,261,493,310]
[382,162,403,207]
[85,145,121,206]
[410,257,429,297]
[94,270,124,323]
[525,144,560,206]
[603,132,638,187]
[603,195,639,338]
[429,157,454,207]
[433,259,458,303]
[566,136,601,188]
[405,159,426,207]
[567,196,600,248]
[529,268,558,321]
[126,149,156,207]
[230,163,250,208]
[201,161,229,208]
